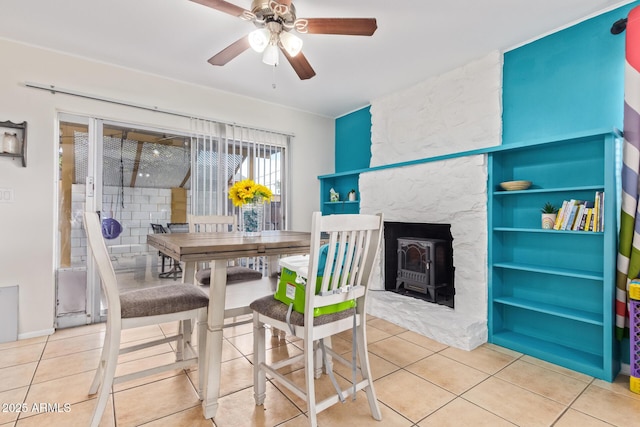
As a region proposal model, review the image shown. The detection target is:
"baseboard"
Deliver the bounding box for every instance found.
[620,363,631,376]
[18,328,55,340]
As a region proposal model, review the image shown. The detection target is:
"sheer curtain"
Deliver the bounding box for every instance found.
[190,118,290,230]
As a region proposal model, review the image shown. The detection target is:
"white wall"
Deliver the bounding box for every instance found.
[370,53,503,165]
[0,39,333,338]
[362,52,503,350]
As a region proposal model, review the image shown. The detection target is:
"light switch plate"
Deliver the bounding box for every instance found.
[0,188,14,203]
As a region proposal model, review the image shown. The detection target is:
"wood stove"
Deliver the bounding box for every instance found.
[395,237,448,302]
[384,221,455,308]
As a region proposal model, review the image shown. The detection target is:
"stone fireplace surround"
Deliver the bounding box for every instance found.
[356,52,502,350]
[360,156,489,350]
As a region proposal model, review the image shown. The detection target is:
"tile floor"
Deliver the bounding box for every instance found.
[0,313,639,427]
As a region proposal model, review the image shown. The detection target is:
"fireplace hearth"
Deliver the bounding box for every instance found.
[384,222,455,308]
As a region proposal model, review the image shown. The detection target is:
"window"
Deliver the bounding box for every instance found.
[190,120,289,230]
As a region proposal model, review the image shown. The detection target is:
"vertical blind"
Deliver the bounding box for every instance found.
[190,118,289,230]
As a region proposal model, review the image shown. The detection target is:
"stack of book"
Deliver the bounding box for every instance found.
[552,192,605,231]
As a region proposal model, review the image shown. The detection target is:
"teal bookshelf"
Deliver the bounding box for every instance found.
[318,171,361,215]
[488,130,620,381]
[326,104,622,377]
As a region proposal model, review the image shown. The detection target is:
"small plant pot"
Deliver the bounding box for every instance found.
[542,213,557,229]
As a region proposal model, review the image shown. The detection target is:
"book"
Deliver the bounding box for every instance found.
[593,192,601,232]
[553,200,569,230]
[563,202,581,230]
[584,207,593,231]
[560,200,579,230]
[572,203,585,230]
[578,201,594,231]
[572,205,582,230]
[559,200,574,230]
[599,192,605,231]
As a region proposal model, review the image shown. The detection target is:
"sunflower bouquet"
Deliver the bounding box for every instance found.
[228,179,273,207]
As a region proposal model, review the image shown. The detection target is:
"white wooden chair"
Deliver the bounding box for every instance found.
[250,212,384,427]
[83,211,208,427]
[187,214,263,285]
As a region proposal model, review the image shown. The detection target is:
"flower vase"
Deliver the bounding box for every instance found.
[241,202,265,237]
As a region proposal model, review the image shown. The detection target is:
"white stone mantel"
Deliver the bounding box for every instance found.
[360,51,502,350]
[361,155,489,351]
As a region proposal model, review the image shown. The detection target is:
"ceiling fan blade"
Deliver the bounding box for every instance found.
[282,48,316,80]
[208,36,251,66]
[303,18,377,36]
[189,0,248,17]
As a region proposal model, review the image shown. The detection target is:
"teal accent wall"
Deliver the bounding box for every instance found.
[335,106,371,173]
[332,5,636,366]
[502,1,638,143]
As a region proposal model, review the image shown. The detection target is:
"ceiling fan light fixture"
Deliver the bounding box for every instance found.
[279,31,303,57]
[248,28,270,52]
[262,44,279,65]
[198,0,377,80]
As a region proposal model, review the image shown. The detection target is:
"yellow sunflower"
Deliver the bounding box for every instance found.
[229,179,272,207]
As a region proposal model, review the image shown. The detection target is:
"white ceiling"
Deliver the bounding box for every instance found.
[1,0,634,118]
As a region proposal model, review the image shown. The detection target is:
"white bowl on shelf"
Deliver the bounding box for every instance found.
[499,180,531,191]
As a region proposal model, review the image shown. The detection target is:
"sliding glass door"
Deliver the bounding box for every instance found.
[56,113,191,327]
[57,114,99,327]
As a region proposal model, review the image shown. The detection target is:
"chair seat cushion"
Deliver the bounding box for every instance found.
[120,284,209,318]
[195,266,263,285]
[249,295,355,327]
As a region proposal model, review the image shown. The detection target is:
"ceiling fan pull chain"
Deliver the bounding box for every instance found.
[272,64,278,90]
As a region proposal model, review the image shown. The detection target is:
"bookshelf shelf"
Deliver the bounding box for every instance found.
[488,130,620,381]
[493,185,604,196]
[493,227,605,234]
[492,262,603,280]
[491,331,605,378]
[318,172,360,215]
[493,296,603,325]
[323,201,359,206]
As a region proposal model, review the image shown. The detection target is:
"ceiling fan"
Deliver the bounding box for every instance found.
[190,0,377,80]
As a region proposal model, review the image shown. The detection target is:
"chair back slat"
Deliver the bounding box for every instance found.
[188,215,237,233]
[187,214,266,273]
[84,211,122,318]
[306,212,383,315]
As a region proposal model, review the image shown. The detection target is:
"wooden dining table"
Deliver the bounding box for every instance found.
[147,230,311,419]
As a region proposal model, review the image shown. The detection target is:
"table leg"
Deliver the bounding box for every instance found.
[267,256,280,278]
[201,259,227,419]
[181,261,196,285]
[266,255,286,339]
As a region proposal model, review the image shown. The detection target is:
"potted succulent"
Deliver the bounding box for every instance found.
[348,189,357,201]
[541,202,559,229]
